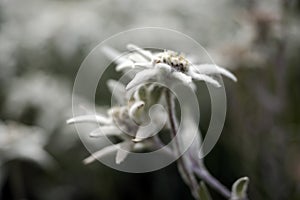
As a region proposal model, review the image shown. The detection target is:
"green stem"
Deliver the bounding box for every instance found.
[165,90,200,200]
[193,167,231,199]
[165,89,231,199]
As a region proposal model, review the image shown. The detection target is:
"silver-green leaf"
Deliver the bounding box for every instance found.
[230,177,249,200]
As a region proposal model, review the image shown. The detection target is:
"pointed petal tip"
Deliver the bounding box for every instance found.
[115,160,121,164]
[240,177,249,181]
[132,138,143,143]
[83,157,93,165]
[115,156,124,164]
[115,150,128,164]
[189,70,221,87]
[125,84,133,91]
[194,64,238,83]
[126,80,142,91]
[216,66,238,82]
[207,79,221,88]
[89,132,99,138]
[66,118,74,124]
[127,44,142,51]
[126,44,152,61]
[221,71,237,82]
[126,44,135,50]
[232,76,238,82]
[65,115,112,125]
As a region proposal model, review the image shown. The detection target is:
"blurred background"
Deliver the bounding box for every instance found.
[0,0,299,199]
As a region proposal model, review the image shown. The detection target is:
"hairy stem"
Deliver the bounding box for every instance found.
[165,90,200,199]
[193,167,231,199]
[165,89,231,199]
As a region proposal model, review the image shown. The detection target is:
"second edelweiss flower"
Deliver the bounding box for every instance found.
[66,80,166,164]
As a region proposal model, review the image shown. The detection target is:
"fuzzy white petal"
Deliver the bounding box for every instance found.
[194,64,237,82]
[126,68,158,90]
[101,46,127,64]
[83,144,120,164]
[133,62,153,69]
[188,70,221,87]
[128,53,150,63]
[89,126,122,138]
[127,44,153,61]
[172,71,192,84]
[116,60,134,71]
[133,105,167,142]
[116,141,133,164]
[133,125,156,142]
[215,66,237,82]
[133,123,162,142]
[129,101,145,121]
[66,115,112,125]
[107,80,126,105]
[155,63,172,73]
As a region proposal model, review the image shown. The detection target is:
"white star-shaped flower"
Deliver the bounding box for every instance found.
[103,44,237,90]
[67,81,167,164]
[0,121,54,168]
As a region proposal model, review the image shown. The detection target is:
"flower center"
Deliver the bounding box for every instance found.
[155,51,189,72]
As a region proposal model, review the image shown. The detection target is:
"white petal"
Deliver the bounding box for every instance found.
[155,63,172,73]
[133,62,153,69]
[126,68,159,90]
[215,66,237,82]
[127,44,153,61]
[101,46,127,64]
[129,101,145,122]
[66,115,112,125]
[133,105,167,142]
[116,60,134,71]
[188,70,221,87]
[116,141,133,164]
[133,126,152,142]
[172,71,192,84]
[89,126,122,137]
[194,64,237,82]
[128,53,150,63]
[83,144,120,164]
[133,124,160,142]
[107,80,126,105]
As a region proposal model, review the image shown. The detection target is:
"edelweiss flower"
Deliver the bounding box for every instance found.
[0,121,54,168]
[103,44,237,90]
[67,80,166,164]
[67,105,141,164]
